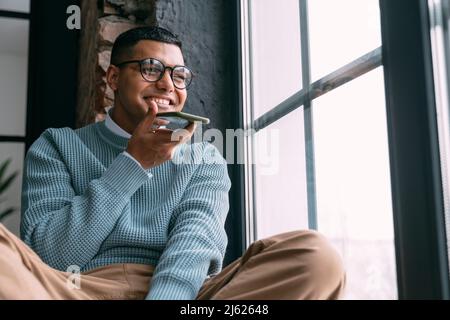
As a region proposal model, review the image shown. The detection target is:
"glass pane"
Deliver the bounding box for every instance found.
[254,108,309,239]
[0,0,30,13]
[313,68,397,299]
[308,0,382,81]
[0,17,29,136]
[249,0,302,119]
[429,0,450,277]
[0,142,25,236]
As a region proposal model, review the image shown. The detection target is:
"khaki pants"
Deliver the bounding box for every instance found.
[0,223,345,300]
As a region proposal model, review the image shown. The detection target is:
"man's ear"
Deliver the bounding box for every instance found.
[106,65,120,91]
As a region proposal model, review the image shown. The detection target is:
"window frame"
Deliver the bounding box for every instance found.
[380,0,450,299]
[239,0,450,299]
[429,0,450,283]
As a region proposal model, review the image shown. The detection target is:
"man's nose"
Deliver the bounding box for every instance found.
[156,68,175,91]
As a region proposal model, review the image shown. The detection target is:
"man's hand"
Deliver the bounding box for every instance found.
[126,101,197,169]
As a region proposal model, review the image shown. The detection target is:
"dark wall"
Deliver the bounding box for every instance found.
[155,0,245,265]
[26,0,79,150]
[155,0,233,133]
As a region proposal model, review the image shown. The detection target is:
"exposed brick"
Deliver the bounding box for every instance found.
[98,15,140,46]
[103,0,120,15]
[98,50,111,73]
[107,0,155,22]
[77,1,155,126]
[76,0,100,127]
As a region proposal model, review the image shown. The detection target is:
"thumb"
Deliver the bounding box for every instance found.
[137,101,158,133]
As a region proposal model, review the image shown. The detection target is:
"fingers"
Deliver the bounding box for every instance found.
[150,118,171,131]
[168,122,198,144]
[153,128,176,137]
[137,119,198,145]
[135,101,158,134]
[153,118,170,126]
[185,121,198,134]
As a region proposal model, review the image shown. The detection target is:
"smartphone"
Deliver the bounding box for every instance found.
[156,111,210,130]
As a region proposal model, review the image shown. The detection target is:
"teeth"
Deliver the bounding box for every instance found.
[147,97,171,105]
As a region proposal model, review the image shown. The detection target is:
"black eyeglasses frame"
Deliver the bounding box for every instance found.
[114,57,194,89]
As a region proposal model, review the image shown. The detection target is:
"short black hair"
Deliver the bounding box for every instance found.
[110,26,182,65]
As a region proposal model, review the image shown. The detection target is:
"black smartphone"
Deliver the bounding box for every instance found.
[156,111,210,130]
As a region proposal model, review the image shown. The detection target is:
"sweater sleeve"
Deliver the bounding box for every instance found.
[146,143,231,300]
[20,130,151,271]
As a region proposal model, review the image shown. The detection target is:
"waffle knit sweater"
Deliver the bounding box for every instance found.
[20,119,231,300]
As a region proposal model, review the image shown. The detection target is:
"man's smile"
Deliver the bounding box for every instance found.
[143,95,175,110]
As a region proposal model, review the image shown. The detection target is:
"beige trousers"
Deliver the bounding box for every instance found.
[0,223,346,300]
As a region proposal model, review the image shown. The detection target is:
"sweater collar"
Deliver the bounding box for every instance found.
[105,106,132,139]
[96,107,129,149]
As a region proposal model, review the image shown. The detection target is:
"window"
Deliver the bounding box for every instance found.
[313,68,396,299]
[0,0,29,13]
[0,0,30,235]
[429,0,450,278]
[253,109,309,239]
[308,0,381,81]
[0,16,29,136]
[248,0,308,240]
[242,0,397,299]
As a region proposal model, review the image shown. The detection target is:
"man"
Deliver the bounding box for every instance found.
[0,26,345,300]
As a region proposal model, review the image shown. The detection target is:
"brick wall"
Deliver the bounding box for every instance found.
[76,0,156,127]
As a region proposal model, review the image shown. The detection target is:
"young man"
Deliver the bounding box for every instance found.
[0,26,345,300]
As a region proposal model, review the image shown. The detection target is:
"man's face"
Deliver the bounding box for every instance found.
[107,40,187,131]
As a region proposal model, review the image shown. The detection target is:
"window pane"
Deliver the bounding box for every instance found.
[308,0,382,81]
[254,108,308,239]
[249,0,302,119]
[0,17,29,136]
[0,142,25,236]
[429,0,450,278]
[0,0,30,13]
[313,68,397,299]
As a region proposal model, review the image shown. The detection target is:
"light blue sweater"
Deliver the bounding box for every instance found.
[20,120,231,300]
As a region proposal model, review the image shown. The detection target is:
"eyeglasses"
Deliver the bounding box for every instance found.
[115,57,193,89]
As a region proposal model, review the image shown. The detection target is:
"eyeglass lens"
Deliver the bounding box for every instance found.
[141,59,192,89]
